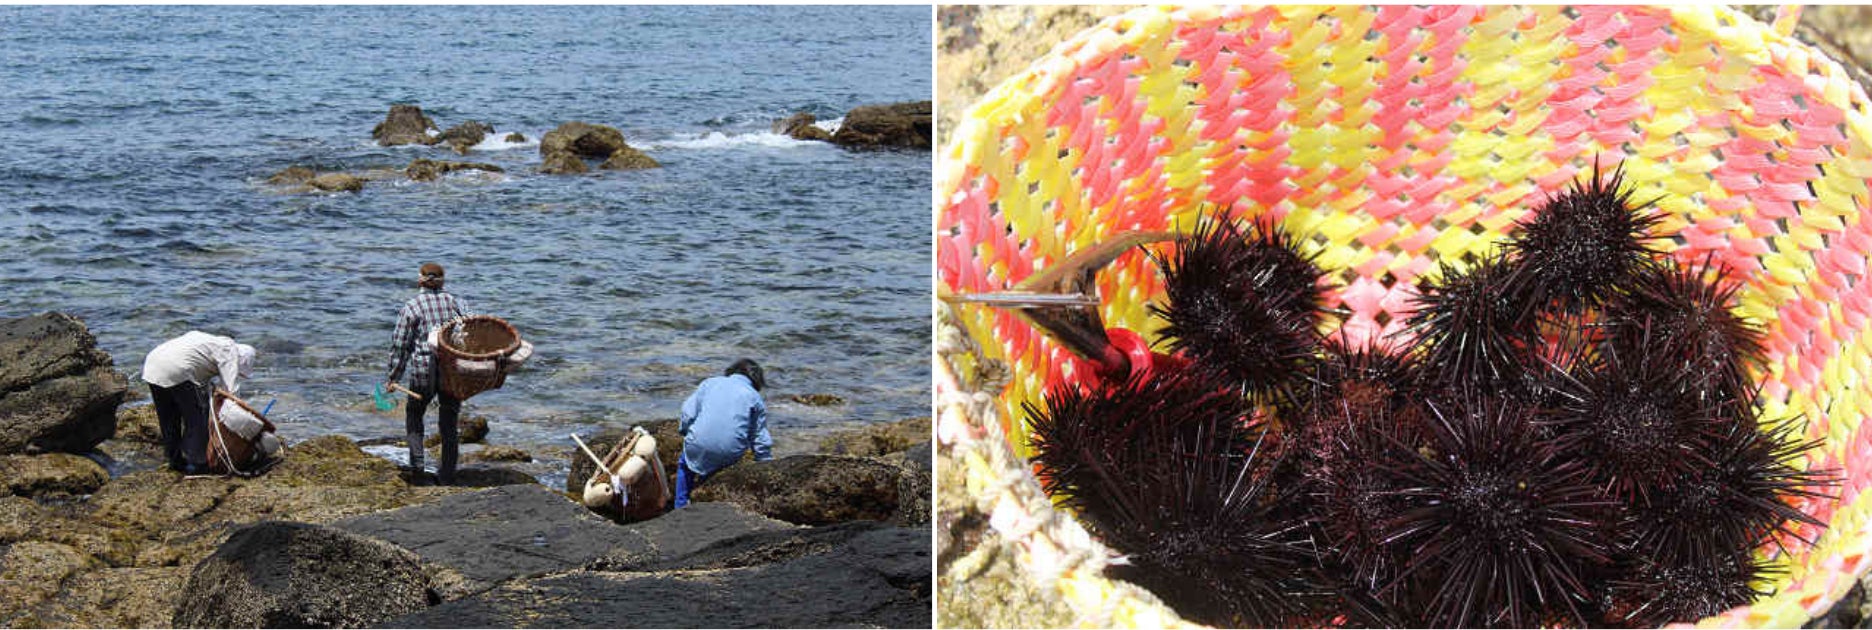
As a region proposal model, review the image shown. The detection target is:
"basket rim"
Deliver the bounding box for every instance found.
[438,314,521,361]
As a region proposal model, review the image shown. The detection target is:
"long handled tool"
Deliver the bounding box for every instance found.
[570,433,616,479]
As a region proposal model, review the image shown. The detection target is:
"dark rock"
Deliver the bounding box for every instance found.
[466,445,531,463]
[406,158,505,182]
[266,165,317,185]
[384,524,931,629]
[0,312,128,455]
[425,415,489,447]
[599,146,660,170]
[436,120,494,154]
[690,455,902,526]
[1,453,108,497]
[175,521,430,628]
[372,104,440,147]
[310,173,365,193]
[621,519,888,572]
[817,416,929,457]
[503,132,526,143]
[602,501,796,567]
[539,121,628,159]
[449,466,538,487]
[335,484,651,588]
[832,100,933,149]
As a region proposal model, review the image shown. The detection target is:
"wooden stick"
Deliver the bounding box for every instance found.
[387,382,425,401]
[570,434,616,480]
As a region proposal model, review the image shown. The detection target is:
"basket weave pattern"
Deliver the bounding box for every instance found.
[936,5,1872,627]
[435,315,521,400]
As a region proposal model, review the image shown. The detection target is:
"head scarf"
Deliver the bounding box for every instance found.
[235,343,257,378]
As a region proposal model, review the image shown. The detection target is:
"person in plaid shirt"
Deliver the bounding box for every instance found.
[385,262,469,485]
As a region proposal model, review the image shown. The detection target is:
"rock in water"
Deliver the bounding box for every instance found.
[0,312,127,455]
[817,416,929,457]
[309,173,364,193]
[539,121,627,158]
[539,150,588,175]
[372,104,439,147]
[691,455,902,526]
[503,132,526,143]
[599,146,660,170]
[436,120,494,154]
[775,112,833,142]
[175,521,431,628]
[406,159,505,183]
[831,100,932,149]
[266,165,316,185]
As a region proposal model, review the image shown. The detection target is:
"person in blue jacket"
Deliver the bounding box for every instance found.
[675,358,773,508]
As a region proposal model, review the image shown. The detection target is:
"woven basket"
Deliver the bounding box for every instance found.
[935,5,1872,628]
[208,390,274,475]
[435,315,521,401]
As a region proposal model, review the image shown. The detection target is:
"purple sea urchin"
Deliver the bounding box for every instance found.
[1403,251,1539,391]
[1547,346,1729,505]
[1605,260,1766,412]
[1379,395,1614,628]
[1150,211,1326,403]
[1505,160,1666,314]
[1604,548,1773,628]
[1026,368,1319,626]
[1625,416,1833,565]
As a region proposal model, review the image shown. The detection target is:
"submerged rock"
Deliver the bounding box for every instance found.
[691,455,903,526]
[816,416,929,457]
[788,392,847,407]
[372,104,440,147]
[175,521,431,628]
[0,312,128,455]
[832,100,932,149]
[266,165,317,185]
[406,158,504,182]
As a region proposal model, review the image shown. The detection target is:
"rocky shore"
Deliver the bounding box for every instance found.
[0,312,930,628]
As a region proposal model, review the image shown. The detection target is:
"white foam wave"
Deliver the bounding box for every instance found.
[473,134,537,152]
[814,117,844,134]
[642,130,821,151]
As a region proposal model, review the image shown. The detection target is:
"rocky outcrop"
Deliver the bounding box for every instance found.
[406,158,504,182]
[691,455,904,526]
[0,312,127,455]
[266,165,317,186]
[503,132,526,144]
[336,484,652,597]
[372,104,440,147]
[817,416,929,457]
[384,519,931,628]
[174,521,431,628]
[465,445,530,462]
[832,100,933,149]
[539,121,659,174]
[309,173,365,193]
[775,112,834,142]
[1,452,108,497]
[436,120,494,154]
[115,404,162,444]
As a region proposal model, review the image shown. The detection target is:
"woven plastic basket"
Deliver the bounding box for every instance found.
[935,5,1872,628]
[435,315,521,400]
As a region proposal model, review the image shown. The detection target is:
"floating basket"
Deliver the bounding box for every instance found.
[936,6,1872,628]
[435,315,522,401]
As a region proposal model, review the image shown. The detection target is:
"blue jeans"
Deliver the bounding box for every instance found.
[674,453,709,509]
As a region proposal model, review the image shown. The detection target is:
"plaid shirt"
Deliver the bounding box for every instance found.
[387,288,468,392]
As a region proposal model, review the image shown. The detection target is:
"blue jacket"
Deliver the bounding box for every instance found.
[679,374,772,477]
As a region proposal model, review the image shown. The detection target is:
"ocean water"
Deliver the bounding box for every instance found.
[0,5,932,484]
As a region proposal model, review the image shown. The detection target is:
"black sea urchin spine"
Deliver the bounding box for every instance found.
[1025,369,1321,627]
[1547,345,1731,506]
[1505,159,1666,315]
[1150,211,1327,405]
[1377,395,1614,628]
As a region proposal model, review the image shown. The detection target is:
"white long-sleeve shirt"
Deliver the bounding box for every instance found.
[142,331,247,393]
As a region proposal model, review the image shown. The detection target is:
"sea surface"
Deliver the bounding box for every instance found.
[0,6,932,486]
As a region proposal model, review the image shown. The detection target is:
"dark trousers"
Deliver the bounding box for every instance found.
[405,375,461,484]
[149,382,209,472]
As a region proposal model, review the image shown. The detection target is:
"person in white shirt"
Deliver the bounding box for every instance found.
[141,331,255,474]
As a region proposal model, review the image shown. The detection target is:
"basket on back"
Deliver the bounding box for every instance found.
[937,5,1872,628]
[434,315,523,400]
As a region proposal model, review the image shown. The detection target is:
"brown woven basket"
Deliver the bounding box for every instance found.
[208,390,274,475]
[435,315,522,400]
